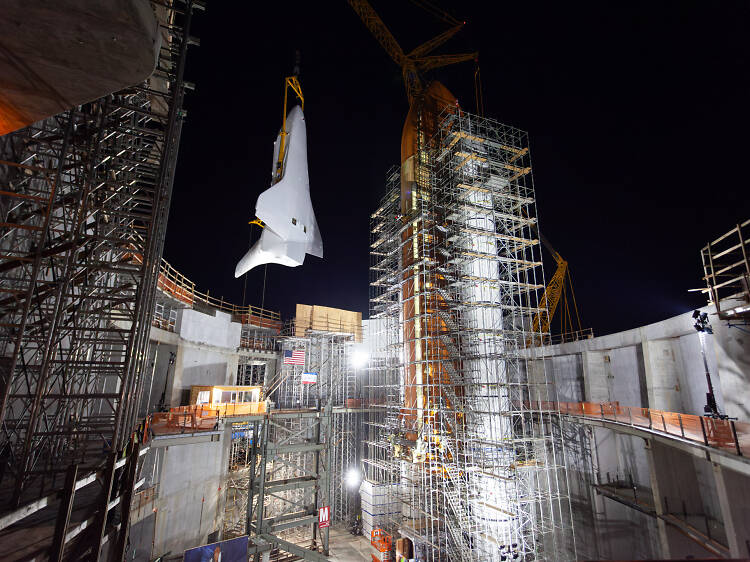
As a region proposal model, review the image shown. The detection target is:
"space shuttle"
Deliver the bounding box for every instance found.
[234,105,323,277]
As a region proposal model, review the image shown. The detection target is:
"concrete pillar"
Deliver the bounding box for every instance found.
[582,350,608,402]
[711,316,750,420]
[528,359,548,402]
[646,439,711,558]
[712,463,750,557]
[644,439,671,558]
[226,352,239,386]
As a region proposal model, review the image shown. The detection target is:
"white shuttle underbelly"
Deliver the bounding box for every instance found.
[234,105,322,278]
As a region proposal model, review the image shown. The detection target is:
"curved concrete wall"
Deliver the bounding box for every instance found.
[0,0,161,134]
[533,306,750,558]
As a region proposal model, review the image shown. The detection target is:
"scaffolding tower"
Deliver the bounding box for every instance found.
[241,326,362,556]
[367,107,576,561]
[0,0,198,508]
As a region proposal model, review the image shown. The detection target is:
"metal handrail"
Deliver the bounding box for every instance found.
[155,257,281,324]
[533,399,749,458]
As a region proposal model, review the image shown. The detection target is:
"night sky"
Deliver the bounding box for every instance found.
[165,1,749,336]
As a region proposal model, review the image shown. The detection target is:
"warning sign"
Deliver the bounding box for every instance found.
[318,505,330,528]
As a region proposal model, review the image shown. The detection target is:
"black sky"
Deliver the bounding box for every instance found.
[165,1,750,336]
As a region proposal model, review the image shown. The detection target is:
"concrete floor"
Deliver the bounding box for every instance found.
[327,525,371,561]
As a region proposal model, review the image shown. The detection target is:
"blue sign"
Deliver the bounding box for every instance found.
[183,535,248,562]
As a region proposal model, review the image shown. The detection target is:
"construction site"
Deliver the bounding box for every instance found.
[0,1,749,561]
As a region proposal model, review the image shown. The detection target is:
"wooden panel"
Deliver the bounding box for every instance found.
[295,304,363,342]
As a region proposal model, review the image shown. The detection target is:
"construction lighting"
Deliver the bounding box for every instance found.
[351,348,369,369]
[693,310,728,419]
[345,467,361,489]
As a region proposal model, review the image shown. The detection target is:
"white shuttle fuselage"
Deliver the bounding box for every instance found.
[234,105,322,277]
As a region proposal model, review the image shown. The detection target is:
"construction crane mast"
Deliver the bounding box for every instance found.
[358,2,579,559]
[347,0,476,104]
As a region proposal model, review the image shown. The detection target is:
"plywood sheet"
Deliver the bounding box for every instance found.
[295,304,363,342]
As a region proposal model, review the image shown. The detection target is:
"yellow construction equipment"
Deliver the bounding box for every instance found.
[249,74,303,230]
[347,0,476,104]
[275,75,304,182]
[349,0,477,439]
[530,232,586,345]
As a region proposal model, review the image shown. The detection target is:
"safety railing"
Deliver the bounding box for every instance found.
[283,317,362,341]
[151,257,282,331]
[148,402,268,436]
[124,234,281,330]
[239,332,277,351]
[533,400,750,457]
[158,258,195,306]
[547,328,594,346]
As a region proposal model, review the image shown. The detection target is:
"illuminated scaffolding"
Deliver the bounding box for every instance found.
[224,425,254,538]
[239,325,362,554]
[0,0,198,508]
[367,107,576,560]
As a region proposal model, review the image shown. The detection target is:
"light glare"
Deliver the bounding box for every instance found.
[351,349,369,369]
[345,467,361,489]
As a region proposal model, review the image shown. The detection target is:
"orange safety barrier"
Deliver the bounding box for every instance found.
[148,255,282,330]
[525,400,749,457]
[125,241,280,330]
[237,313,283,332]
[157,271,194,306]
[371,528,392,562]
[148,402,267,436]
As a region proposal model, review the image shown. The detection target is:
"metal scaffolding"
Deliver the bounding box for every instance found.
[0,0,197,508]
[700,218,750,321]
[367,107,576,561]
[234,326,362,556]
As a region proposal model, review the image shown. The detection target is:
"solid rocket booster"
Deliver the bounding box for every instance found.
[234,105,323,277]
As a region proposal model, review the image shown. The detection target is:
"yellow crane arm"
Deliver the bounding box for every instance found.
[414,53,478,73]
[407,0,461,26]
[347,0,405,67]
[531,255,568,337]
[348,0,475,105]
[407,23,464,58]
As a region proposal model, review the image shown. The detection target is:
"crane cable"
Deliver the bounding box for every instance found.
[407,0,462,26]
[474,60,484,116]
[241,224,269,315]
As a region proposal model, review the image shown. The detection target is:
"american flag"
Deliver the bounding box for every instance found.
[283,349,305,365]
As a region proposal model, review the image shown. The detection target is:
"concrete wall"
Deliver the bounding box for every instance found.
[178,309,242,349]
[148,436,231,557]
[538,306,750,559]
[537,305,742,416]
[139,339,178,417]
[149,308,243,406]
[712,307,750,420]
[136,302,280,556]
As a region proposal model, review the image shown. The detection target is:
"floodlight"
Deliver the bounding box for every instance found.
[351,349,369,369]
[345,467,361,489]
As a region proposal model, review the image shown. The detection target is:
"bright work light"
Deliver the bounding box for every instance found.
[351,348,369,369]
[345,467,361,489]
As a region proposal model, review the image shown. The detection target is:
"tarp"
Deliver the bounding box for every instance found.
[183,535,248,562]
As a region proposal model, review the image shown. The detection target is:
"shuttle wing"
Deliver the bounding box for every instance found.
[234,105,323,278]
